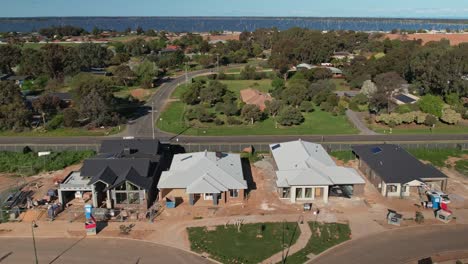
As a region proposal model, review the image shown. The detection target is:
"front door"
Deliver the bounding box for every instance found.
[315,188,322,198]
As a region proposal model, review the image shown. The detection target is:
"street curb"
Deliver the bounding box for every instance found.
[308,223,468,263]
[0,234,220,264]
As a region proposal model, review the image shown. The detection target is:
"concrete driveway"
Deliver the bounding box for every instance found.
[0,237,212,264]
[310,224,468,264]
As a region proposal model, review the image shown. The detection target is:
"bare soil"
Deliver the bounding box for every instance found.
[384,33,468,46]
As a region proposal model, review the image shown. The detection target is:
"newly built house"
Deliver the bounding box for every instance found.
[240,88,272,111]
[58,139,169,209]
[269,140,365,203]
[352,144,448,198]
[157,151,247,206]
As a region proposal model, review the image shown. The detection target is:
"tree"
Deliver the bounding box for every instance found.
[271,77,285,90]
[278,106,304,126]
[0,82,31,131]
[194,54,214,68]
[135,60,158,88]
[369,71,407,113]
[181,81,203,105]
[41,44,67,79]
[440,108,462,124]
[32,94,61,125]
[360,80,377,97]
[281,81,309,107]
[240,65,257,80]
[310,68,333,80]
[76,43,112,70]
[19,48,44,77]
[265,100,283,117]
[63,108,79,127]
[300,101,315,112]
[199,81,227,105]
[241,104,263,124]
[424,115,438,127]
[0,44,21,74]
[113,65,136,87]
[418,95,444,117]
[308,80,336,99]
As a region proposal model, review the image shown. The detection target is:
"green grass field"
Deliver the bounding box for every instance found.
[408,148,468,167]
[158,102,358,136]
[330,151,355,162]
[371,122,468,135]
[455,160,468,176]
[285,222,351,264]
[188,222,300,263]
[0,127,122,137]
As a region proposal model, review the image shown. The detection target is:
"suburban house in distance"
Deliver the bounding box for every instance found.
[295,63,344,78]
[352,144,448,198]
[269,140,365,203]
[58,139,169,209]
[157,151,248,206]
[240,88,272,111]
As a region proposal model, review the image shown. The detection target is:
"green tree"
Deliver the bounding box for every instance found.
[278,106,304,126]
[18,48,44,77]
[63,108,79,127]
[265,99,283,117]
[181,82,203,105]
[241,104,263,124]
[0,44,21,74]
[418,95,444,117]
[135,60,158,88]
[113,65,136,87]
[32,94,61,125]
[199,80,227,105]
[76,43,112,70]
[41,44,67,79]
[299,101,315,112]
[0,82,31,131]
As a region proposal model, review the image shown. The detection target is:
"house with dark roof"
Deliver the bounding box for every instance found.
[58,139,169,209]
[352,144,448,198]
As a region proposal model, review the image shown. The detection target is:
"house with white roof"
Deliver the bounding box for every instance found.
[269,140,365,203]
[157,151,247,206]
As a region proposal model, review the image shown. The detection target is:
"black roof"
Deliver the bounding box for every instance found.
[82,158,153,190]
[100,139,160,156]
[352,144,447,184]
[7,75,31,81]
[48,92,73,101]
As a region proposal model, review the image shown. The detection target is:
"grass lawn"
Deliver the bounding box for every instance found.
[455,160,468,176]
[408,148,468,167]
[331,79,351,91]
[284,222,351,264]
[158,102,358,136]
[0,127,122,137]
[330,151,355,162]
[220,79,272,97]
[370,122,468,135]
[188,222,300,263]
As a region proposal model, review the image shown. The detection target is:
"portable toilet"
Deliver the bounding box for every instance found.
[84,204,93,220]
[430,195,440,209]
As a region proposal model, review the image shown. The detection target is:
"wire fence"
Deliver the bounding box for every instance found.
[0,141,466,153]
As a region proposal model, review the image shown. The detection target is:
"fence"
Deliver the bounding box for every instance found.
[0,141,467,153]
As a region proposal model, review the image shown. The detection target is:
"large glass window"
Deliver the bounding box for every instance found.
[229,189,239,198]
[116,193,127,204]
[388,185,398,193]
[305,188,312,198]
[128,193,140,204]
[281,188,290,198]
[296,188,303,199]
[204,193,213,200]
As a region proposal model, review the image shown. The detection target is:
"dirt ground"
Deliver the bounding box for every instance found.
[384,33,468,46]
[130,88,151,100]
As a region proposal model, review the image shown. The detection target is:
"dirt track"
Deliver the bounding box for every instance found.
[385,33,468,46]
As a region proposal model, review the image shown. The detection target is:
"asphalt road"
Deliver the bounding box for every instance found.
[0,237,212,264]
[310,224,468,264]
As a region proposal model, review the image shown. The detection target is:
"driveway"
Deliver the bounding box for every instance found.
[345,110,378,135]
[310,224,468,264]
[0,237,212,264]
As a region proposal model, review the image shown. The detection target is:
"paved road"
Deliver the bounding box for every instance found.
[310,224,468,264]
[0,237,212,264]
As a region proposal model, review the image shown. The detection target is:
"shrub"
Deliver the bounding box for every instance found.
[424,115,438,127]
[46,114,63,130]
[418,95,444,118]
[414,111,427,124]
[440,108,462,124]
[320,102,333,112]
[63,108,79,127]
[226,116,243,125]
[299,101,315,113]
[214,118,224,126]
[278,106,304,126]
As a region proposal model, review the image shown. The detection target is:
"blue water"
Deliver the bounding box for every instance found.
[0,17,467,32]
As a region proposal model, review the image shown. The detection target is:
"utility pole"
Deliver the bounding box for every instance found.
[185,61,188,84]
[151,101,155,140]
[32,221,38,264]
[216,53,220,73]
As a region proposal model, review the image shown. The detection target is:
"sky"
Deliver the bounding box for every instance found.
[1,0,468,18]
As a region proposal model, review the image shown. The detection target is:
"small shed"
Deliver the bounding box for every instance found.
[387,209,402,226]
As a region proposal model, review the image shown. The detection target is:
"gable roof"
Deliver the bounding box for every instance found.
[240,88,272,111]
[81,158,153,190]
[158,151,247,193]
[352,144,448,184]
[270,140,365,187]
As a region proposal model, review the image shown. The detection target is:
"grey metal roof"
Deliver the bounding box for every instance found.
[270,140,365,187]
[158,151,247,193]
[352,144,448,184]
[99,139,160,155]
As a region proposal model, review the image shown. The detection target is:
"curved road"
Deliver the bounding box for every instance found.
[0,237,212,264]
[310,224,468,264]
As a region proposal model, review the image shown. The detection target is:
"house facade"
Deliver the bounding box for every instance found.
[157,151,247,206]
[270,140,365,204]
[58,139,169,209]
[352,144,448,198]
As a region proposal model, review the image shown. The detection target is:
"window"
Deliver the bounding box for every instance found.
[128,193,140,204]
[229,189,239,198]
[388,185,398,193]
[281,188,290,198]
[305,188,312,198]
[204,193,213,200]
[116,193,127,204]
[295,188,303,199]
[402,185,408,193]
